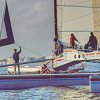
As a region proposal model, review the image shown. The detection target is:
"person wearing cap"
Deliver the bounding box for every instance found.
[13,46,21,74]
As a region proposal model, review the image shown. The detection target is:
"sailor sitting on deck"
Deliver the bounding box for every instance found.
[54,37,64,55]
[87,32,98,50]
[41,64,51,74]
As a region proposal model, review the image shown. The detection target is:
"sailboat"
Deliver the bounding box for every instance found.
[0,0,99,90]
[53,0,100,71]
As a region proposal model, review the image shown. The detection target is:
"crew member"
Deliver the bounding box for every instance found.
[87,32,97,50]
[70,33,79,49]
[13,46,21,74]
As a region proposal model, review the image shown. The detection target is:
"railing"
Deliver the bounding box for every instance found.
[0,58,53,68]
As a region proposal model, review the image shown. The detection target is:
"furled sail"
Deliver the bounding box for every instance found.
[0,0,15,46]
[56,0,99,47]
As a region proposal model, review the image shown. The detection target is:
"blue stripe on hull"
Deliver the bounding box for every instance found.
[0,74,90,90]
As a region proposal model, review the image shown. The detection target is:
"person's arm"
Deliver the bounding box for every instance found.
[18,46,21,54]
[74,36,78,42]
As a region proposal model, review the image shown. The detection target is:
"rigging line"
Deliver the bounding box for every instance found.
[60,0,65,40]
[59,24,100,32]
[58,30,100,32]
[57,2,100,26]
[15,43,43,57]
[58,10,100,27]
[57,5,100,8]
[58,24,100,32]
[72,0,92,5]
[60,24,100,39]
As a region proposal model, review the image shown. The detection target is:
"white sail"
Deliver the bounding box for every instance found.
[57,0,94,46]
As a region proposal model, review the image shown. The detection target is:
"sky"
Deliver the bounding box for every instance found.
[0,0,54,59]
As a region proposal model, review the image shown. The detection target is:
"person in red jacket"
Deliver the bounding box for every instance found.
[70,33,78,49]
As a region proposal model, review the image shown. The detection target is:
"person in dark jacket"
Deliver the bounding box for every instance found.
[88,32,97,50]
[13,46,21,74]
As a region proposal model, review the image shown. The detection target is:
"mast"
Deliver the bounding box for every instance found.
[54,0,58,49]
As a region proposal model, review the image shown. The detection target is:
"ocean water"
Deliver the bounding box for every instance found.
[0,86,100,100]
[0,62,100,100]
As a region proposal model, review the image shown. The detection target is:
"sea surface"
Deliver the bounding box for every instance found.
[0,62,100,100]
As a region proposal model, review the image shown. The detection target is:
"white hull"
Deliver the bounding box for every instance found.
[53,49,100,70]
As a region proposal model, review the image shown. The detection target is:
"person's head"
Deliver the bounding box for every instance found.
[90,32,93,36]
[43,64,47,69]
[54,37,58,42]
[13,49,17,52]
[71,33,74,36]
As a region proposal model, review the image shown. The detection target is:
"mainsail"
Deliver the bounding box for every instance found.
[0,0,14,46]
[56,0,100,47]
